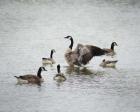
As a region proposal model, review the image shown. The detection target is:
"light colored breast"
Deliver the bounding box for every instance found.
[42,59,55,64]
[65,48,72,54]
[65,51,79,66]
[54,75,66,82]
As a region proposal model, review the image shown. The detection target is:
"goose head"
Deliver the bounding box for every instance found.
[113,42,118,46]
[64,36,74,49]
[64,35,72,40]
[40,67,47,71]
[51,49,56,53]
[111,42,118,47]
[37,67,47,79]
[111,42,118,50]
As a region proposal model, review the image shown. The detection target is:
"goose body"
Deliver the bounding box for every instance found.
[103,42,118,56]
[64,36,108,66]
[14,67,47,84]
[53,64,66,82]
[100,59,118,67]
[65,48,79,66]
[42,58,55,65]
[42,49,55,65]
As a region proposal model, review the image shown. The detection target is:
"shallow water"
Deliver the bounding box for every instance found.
[0,0,140,112]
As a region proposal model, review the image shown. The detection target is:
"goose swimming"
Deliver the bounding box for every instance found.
[53,64,66,82]
[100,59,118,68]
[14,67,47,84]
[42,49,56,65]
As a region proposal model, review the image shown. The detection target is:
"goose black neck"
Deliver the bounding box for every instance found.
[57,65,61,73]
[50,50,53,58]
[111,43,114,50]
[69,37,74,49]
[37,68,42,78]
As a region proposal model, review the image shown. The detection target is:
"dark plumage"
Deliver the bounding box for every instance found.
[14,67,47,84]
[79,45,108,65]
[64,36,108,66]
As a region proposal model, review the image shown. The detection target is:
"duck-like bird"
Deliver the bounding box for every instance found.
[100,59,118,68]
[42,49,56,65]
[53,64,66,82]
[14,67,47,84]
[103,42,118,56]
[64,36,108,66]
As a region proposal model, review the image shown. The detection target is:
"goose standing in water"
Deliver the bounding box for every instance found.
[103,42,118,56]
[64,36,108,67]
[14,67,47,84]
[100,59,118,68]
[53,64,66,82]
[42,49,56,65]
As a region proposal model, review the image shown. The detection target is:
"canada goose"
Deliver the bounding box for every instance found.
[100,59,118,68]
[53,64,66,82]
[64,36,108,66]
[103,42,118,56]
[42,49,56,65]
[14,67,47,84]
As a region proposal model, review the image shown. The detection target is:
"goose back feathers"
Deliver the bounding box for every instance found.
[76,44,108,65]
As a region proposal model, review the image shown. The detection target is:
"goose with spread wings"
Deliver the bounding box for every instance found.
[64,36,108,66]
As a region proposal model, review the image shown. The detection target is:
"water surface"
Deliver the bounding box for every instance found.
[0,0,140,112]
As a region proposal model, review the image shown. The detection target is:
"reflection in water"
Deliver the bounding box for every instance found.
[15,81,42,86]
[65,66,94,75]
[0,0,140,112]
[54,81,64,87]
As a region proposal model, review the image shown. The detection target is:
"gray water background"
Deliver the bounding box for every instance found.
[0,0,140,112]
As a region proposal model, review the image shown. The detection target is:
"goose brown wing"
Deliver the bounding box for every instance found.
[19,74,38,80]
[77,45,107,65]
[103,48,112,53]
[65,51,79,65]
[86,45,107,56]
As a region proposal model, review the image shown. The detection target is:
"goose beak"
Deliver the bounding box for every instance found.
[64,36,71,39]
[43,68,47,71]
[115,42,118,46]
[64,36,69,39]
[44,69,47,71]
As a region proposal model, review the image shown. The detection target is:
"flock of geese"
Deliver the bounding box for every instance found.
[14,36,118,85]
